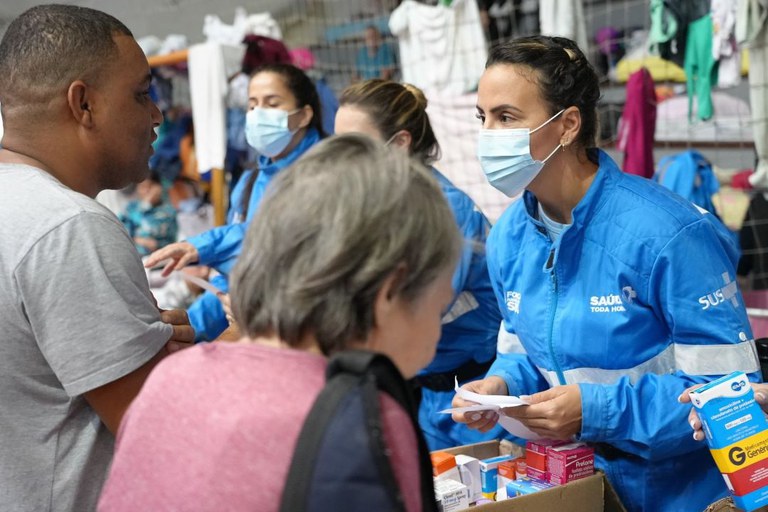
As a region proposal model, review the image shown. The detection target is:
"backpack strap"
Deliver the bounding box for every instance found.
[280,350,437,512]
[279,367,363,512]
[328,351,438,512]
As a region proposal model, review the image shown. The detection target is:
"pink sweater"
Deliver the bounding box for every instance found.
[98,342,422,511]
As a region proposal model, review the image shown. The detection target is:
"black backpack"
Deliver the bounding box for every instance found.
[279,350,438,512]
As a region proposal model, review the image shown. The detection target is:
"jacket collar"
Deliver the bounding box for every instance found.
[523,149,618,236]
[522,149,619,271]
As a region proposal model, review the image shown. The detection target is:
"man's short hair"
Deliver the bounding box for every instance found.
[0,4,132,113]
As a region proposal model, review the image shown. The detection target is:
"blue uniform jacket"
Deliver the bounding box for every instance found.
[418,169,503,450]
[187,128,321,341]
[423,169,500,374]
[486,150,760,512]
[187,128,321,276]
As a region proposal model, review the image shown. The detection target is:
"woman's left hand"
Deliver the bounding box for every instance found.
[503,384,582,440]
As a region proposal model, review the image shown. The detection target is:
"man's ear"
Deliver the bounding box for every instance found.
[67,80,94,128]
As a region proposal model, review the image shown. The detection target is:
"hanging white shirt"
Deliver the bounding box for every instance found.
[389,0,487,94]
[188,42,228,176]
[713,0,741,88]
[538,0,589,52]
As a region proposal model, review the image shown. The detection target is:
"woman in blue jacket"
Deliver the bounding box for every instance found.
[452,36,761,511]
[334,79,504,450]
[145,64,325,340]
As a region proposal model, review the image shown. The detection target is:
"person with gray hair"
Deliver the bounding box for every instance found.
[0,5,194,511]
[98,134,460,511]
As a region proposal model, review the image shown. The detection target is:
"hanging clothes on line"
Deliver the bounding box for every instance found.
[655,149,720,216]
[617,68,657,179]
[203,8,282,46]
[188,42,228,177]
[737,0,768,190]
[538,0,588,51]
[389,0,487,94]
[712,0,741,88]
[684,12,718,122]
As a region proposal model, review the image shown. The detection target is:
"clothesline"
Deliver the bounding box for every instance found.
[148,49,189,68]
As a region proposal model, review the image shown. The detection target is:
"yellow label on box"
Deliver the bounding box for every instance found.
[709,429,768,474]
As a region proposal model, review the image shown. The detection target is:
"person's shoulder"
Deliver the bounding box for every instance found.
[589,158,728,263]
[151,342,325,383]
[609,170,710,230]
[588,151,706,233]
[1,163,124,238]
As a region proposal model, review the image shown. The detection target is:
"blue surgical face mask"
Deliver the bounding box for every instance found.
[477,109,565,197]
[245,107,301,158]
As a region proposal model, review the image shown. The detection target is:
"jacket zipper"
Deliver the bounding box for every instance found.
[547,249,566,385]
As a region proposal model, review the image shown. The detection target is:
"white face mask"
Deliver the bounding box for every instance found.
[245,107,301,158]
[477,109,564,197]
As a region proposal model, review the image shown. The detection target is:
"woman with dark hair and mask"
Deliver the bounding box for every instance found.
[144,64,326,341]
[452,35,760,512]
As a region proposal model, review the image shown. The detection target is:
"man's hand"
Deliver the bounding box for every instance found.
[160,308,194,353]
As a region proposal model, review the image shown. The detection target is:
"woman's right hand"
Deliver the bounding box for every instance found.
[144,241,200,277]
[451,376,508,433]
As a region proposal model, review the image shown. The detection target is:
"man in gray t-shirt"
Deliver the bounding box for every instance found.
[0,6,194,511]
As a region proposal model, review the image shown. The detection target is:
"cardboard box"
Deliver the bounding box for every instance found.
[690,372,768,511]
[547,442,595,485]
[525,440,567,471]
[432,451,462,483]
[496,460,518,500]
[506,478,555,497]
[455,454,482,504]
[441,441,628,512]
[479,454,513,500]
[434,478,470,512]
[524,439,567,483]
[525,466,548,483]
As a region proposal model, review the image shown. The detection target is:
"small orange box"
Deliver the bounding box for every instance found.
[431,451,457,477]
[498,460,517,481]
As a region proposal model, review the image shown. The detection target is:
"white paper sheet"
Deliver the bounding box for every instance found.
[440,379,543,440]
[177,272,224,296]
